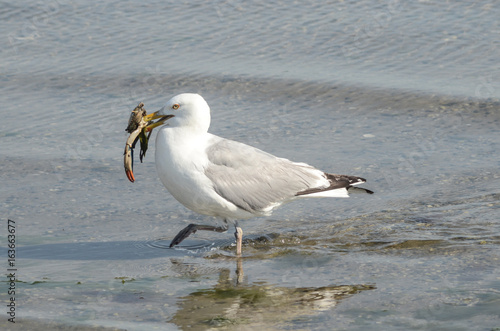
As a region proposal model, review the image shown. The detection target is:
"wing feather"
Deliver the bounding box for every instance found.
[204,138,326,213]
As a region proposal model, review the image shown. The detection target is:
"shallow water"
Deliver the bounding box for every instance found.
[1,1,500,330]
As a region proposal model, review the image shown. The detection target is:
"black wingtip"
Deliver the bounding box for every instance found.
[347,186,374,194]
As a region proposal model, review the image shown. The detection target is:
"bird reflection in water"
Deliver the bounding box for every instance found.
[169,257,375,329]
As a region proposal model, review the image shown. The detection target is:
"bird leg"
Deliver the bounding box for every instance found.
[169,223,228,247]
[234,226,243,256]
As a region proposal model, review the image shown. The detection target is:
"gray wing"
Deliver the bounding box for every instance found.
[204,137,327,213]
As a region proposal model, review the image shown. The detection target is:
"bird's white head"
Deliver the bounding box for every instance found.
[158,93,211,133]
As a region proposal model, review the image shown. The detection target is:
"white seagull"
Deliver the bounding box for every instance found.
[145,93,373,255]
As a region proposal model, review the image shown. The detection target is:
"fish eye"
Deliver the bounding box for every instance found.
[172,104,180,110]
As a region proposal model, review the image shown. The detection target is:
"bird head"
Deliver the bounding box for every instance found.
[157,93,211,133]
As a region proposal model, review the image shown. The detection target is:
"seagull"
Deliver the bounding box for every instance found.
[146,93,373,255]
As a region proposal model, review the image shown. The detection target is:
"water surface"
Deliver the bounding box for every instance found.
[1,1,499,330]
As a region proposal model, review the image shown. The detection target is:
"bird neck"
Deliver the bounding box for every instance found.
[171,114,210,133]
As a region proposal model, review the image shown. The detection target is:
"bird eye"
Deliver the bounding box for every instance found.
[172,104,180,110]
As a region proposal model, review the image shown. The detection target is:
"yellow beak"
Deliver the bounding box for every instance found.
[143,111,174,132]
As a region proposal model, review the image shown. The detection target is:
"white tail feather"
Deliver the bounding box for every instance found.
[298,188,349,198]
